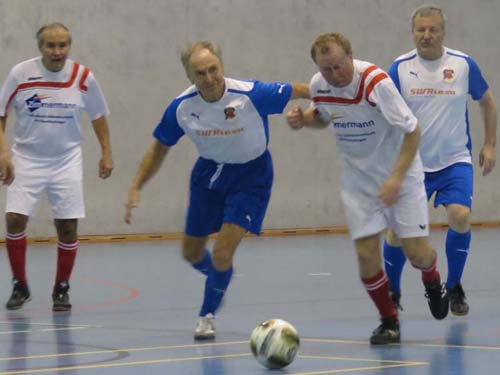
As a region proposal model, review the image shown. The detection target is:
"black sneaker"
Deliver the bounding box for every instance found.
[448,283,469,316]
[6,278,31,310]
[52,281,72,312]
[370,317,400,345]
[425,280,449,320]
[390,291,404,311]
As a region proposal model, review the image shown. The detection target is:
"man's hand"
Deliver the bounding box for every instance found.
[479,144,496,176]
[286,106,305,130]
[0,154,15,186]
[124,188,140,224]
[378,175,403,207]
[99,154,114,179]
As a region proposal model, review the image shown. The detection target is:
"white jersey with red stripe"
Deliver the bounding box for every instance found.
[389,47,489,172]
[311,59,423,192]
[0,57,109,160]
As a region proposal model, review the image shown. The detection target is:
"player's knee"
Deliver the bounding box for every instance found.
[356,248,376,269]
[386,229,402,246]
[6,212,28,233]
[403,238,434,268]
[182,246,204,264]
[54,219,78,242]
[211,249,233,270]
[448,205,471,232]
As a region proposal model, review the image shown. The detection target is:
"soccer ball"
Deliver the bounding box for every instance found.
[249,319,300,369]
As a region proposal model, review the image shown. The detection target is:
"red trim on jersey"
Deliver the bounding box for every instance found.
[78,67,90,92]
[312,65,378,105]
[5,62,81,113]
[365,72,389,107]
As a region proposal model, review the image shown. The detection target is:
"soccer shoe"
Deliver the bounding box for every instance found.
[6,278,31,310]
[194,313,215,340]
[424,280,449,320]
[448,283,469,316]
[52,281,72,312]
[390,291,404,311]
[370,317,400,345]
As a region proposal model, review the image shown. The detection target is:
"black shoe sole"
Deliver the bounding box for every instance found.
[6,297,32,311]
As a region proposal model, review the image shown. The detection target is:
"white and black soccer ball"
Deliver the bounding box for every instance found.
[249,319,300,369]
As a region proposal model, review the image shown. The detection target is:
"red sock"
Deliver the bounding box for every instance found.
[362,270,398,321]
[55,240,78,288]
[412,256,440,284]
[6,232,28,286]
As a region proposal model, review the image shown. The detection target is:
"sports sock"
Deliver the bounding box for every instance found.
[362,270,398,321]
[6,232,28,287]
[445,228,471,289]
[191,249,213,276]
[383,241,406,295]
[199,266,233,317]
[412,255,440,285]
[54,240,78,292]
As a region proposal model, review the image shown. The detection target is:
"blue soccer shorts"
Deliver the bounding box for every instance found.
[425,162,473,208]
[185,150,273,237]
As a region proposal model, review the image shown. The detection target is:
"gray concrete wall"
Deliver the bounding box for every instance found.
[0,0,498,236]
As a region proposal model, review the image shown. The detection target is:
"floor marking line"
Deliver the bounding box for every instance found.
[303,338,500,351]
[0,353,251,375]
[0,340,249,361]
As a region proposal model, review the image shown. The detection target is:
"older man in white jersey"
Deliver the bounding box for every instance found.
[125,41,309,340]
[383,5,497,316]
[0,23,113,311]
[286,32,449,345]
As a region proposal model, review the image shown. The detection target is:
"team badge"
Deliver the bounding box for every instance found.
[443,69,455,83]
[224,107,236,120]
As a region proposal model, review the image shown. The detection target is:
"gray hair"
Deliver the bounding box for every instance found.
[36,23,72,48]
[180,41,223,72]
[411,5,447,30]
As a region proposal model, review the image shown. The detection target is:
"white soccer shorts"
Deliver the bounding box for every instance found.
[6,153,85,219]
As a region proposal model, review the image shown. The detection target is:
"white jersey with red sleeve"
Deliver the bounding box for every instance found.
[311,59,424,193]
[0,57,109,160]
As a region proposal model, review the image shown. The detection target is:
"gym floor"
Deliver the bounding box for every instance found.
[0,228,499,374]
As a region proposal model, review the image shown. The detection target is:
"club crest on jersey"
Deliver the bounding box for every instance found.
[443,69,455,83]
[25,94,50,113]
[224,107,236,120]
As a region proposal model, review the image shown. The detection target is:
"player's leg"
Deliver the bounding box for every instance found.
[49,159,85,312]
[391,180,448,319]
[354,233,400,345]
[53,218,78,311]
[198,223,243,316]
[4,155,45,310]
[5,212,30,310]
[182,235,212,276]
[340,182,399,344]
[383,229,405,309]
[445,203,471,315]
[432,162,473,316]
[400,236,449,319]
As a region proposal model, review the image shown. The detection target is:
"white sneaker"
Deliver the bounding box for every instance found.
[194,313,216,340]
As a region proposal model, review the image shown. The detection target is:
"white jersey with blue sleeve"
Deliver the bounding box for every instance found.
[153,78,292,164]
[389,47,489,172]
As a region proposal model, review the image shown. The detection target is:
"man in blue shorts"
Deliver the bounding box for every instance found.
[383,5,497,315]
[125,41,309,339]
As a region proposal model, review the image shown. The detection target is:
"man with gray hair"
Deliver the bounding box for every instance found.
[125,41,309,339]
[384,5,497,316]
[0,23,113,311]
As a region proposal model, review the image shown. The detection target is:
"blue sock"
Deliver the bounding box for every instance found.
[445,228,471,289]
[192,249,213,276]
[383,241,407,295]
[199,266,233,317]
